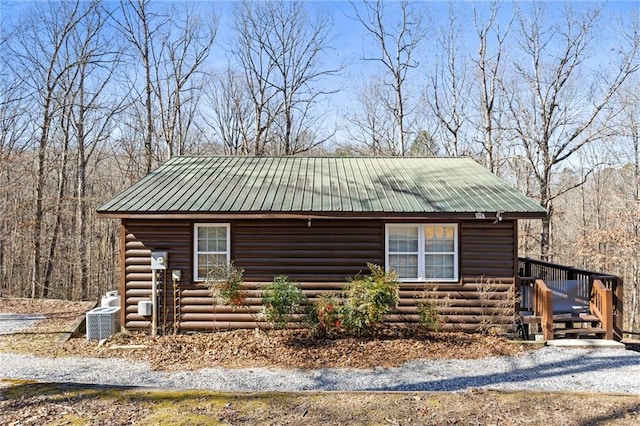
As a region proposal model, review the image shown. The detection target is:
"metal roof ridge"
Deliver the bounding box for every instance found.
[162,155,474,160]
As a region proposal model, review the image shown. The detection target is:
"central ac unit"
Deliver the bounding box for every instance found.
[86,307,120,341]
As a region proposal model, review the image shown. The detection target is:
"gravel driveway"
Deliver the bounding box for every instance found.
[2,347,640,394]
[0,313,46,335]
[2,311,639,394]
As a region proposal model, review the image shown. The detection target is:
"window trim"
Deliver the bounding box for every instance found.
[193,223,231,282]
[385,223,459,282]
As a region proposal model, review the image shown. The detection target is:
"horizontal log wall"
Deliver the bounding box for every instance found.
[122,219,193,330]
[121,218,517,332]
[234,219,382,281]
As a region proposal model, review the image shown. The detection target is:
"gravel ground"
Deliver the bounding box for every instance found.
[2,347,640,394]
[0,313,46,335]
[2,311,640,394]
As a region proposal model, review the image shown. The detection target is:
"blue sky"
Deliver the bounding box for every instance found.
[3,0,640,151]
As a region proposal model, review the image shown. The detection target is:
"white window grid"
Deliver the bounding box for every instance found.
[193,223,230,281]
[385,223,458,282]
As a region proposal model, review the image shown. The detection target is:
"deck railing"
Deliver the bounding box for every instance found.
[518,257,623,340]
[590,278,613,340]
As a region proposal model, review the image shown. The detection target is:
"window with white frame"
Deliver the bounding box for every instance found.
[194,223,230,281]
[385,224,458,281]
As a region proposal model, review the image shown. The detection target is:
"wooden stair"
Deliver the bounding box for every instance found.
[522,312,607,340]
[551,312,606,339]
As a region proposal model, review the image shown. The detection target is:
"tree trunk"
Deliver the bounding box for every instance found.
[32,99,53,299]
[43,118,70,298]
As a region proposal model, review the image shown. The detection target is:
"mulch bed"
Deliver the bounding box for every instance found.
[59,327,527,371]
[0,297,529,371]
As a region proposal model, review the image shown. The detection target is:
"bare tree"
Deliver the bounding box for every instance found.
[472,1,512,174]
[231,1,279,155]
[426,2,470,157]
[0,50,31,296]
[231,0,339,155]
[202,67,253,155]
[502,3,640,259]
[596,80,640,331]
[345,78,396,155]
[118,0,167,173]
[66,3,124,299]
[153,4,217,158]
[4,0,99,297]
[352,0,426,156]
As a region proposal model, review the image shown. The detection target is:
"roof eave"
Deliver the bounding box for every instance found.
[96,210,547,220]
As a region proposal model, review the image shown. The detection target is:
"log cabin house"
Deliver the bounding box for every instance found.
[97,156,621,339]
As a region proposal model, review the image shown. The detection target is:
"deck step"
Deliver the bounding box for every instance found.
[522,315,541,325]
[552,313,600,323]
[553,327,606,338]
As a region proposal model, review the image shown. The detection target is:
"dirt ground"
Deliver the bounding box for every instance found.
[1,297,639,425]
[2,381,639,425]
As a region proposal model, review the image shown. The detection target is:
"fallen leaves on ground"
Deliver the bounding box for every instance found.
[1,297,529,370]
[59,327,527,371]
[2,383,639,426]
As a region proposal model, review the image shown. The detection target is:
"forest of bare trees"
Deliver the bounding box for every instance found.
[1,1,640,332]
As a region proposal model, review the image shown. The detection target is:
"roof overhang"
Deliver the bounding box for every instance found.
[96,210,548,220]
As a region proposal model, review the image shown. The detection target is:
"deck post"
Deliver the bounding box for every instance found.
[542,286,554,341]
[603,288,614,340]
[534,279,554,341]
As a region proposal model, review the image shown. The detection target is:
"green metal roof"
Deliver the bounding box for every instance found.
[97,156,547,217]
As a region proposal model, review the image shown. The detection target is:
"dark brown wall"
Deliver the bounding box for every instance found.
[121,218,517,331]
[234,219,382,281]
[122,219,193,329]
[460,220,516,282]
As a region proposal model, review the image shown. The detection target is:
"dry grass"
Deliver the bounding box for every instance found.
[1,382,639,426]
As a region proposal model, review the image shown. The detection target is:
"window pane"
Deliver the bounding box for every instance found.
[197,238,207,252]
[425,254,454,279]
[389,254,418,279]
[197,253,228,279]
[197,254,209,279]
[424,225,455,253]
[435,227,443,239]
[214,234,227,252]
[389,226,400,252]
[424,226,434,239]
[196,225,229,279]
[445,227,454,239]
[444,239,454,252]
[197,226,227,253]
[389,224,456,281]
[388,226,418,253]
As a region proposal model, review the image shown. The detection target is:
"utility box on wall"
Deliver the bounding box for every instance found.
[150,251,168,270]
[137,300,152,316]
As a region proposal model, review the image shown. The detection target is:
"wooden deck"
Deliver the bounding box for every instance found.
[518,258,622,341]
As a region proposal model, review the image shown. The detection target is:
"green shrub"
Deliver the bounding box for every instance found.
[305,294,342,336]
[417,300,443,332]
[339,263,399,336]
[205,261,246,309]
[262,275,307,329]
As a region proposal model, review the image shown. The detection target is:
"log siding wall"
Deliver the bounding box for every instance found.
[121,218,517,332]
[234,219,382,281]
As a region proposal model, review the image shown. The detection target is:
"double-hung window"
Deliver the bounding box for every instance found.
[385,224,458,282]
[194,223,230,281]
